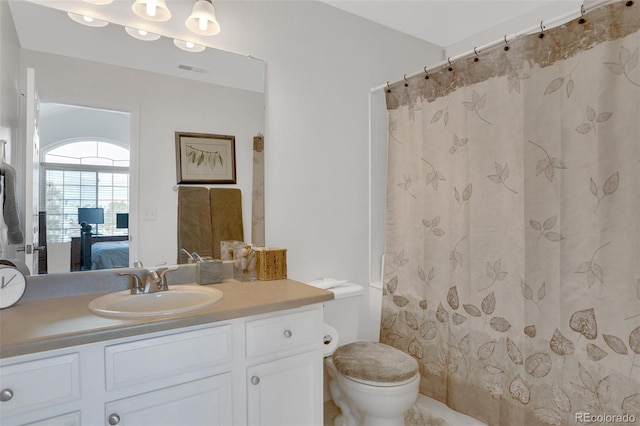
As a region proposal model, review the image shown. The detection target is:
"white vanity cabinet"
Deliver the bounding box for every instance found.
[100,325,233,426]
[104,375,232,425]
[245,308,323,425]
[0,303,324,426]
[0,352,81,425]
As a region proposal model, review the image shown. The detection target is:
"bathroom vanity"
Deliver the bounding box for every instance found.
[0,279,332,425]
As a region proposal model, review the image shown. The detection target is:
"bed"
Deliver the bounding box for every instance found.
[91,240,130,270]
[70,235,129,271]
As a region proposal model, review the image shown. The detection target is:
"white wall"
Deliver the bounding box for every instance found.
[210,1,442,286]
[39,104,130,150]
[445,1,581,57]
[8,1,442,290]
[21,49,265,267]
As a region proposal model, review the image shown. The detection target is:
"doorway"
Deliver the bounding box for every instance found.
[38,103,131,274]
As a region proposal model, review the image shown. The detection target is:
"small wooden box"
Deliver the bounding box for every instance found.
[256,248,287,280]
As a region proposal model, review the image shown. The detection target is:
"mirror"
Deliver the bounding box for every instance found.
[7,0,265,274]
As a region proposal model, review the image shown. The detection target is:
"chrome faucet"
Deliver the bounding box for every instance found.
[118,272,145,294]
[155,267,178,291]
[119,267,177,294]
[144,270,161,293]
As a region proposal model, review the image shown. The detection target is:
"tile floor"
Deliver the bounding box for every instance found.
[324,394,486,426]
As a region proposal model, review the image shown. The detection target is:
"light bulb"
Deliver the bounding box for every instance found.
[146,1,156,17]
[185,0,220,36]
[125,26,161,41]
[173,39,205,52]
[67,12,108,27]
[132,0,171,22]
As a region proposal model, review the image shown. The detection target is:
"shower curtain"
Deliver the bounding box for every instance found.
[381,2,639,425]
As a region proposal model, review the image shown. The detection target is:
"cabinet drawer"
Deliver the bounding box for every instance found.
[0,353,80,417]
[105,325,231,391]
[246,309,321,358]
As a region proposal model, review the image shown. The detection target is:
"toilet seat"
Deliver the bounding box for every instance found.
[325,348,420,426]
[326,357,418,387]
[342,371,419,387]
[331,341,418,384]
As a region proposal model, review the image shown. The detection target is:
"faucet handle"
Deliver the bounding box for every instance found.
[157,267,178,291]
[118,272,144,294]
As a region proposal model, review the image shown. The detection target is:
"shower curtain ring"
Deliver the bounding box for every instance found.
[578,4,586,24]
[503,35,510,51]
[404,74,408,87]
[473,47,479,62]
[447,57,453,71]
[386,81,391,93]
[424,66,429,79]
[539,20,545,38]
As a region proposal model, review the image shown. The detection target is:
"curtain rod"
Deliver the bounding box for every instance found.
[371,0,618,93]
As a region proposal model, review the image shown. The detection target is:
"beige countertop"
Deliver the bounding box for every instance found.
[0,279,333,359]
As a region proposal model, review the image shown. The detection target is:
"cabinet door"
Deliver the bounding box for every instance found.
[25,411,81,426]
[104,374,231,426]
[247,351,321,426]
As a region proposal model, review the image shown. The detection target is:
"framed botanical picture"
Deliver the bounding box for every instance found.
[175,132,236,184]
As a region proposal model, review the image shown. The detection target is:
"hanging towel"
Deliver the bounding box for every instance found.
[177,187,213,264]
[1,162,24,245]
[251,135,265,246]
[210,188,243,259]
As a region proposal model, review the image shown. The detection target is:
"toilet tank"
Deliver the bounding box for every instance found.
[309,279,363,345]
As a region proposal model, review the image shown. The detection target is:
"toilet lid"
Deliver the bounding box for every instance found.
[331,341,418,383]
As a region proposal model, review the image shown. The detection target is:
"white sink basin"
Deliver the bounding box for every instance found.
[88,285,223,319]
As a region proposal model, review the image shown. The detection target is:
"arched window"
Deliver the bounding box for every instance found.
[42,140,129,243]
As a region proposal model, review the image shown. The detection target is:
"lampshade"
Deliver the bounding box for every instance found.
[185,0,220,36]
[173,39,206,53]
[132,0,171,22]
[67,12,109,27]
[125,27,161,41]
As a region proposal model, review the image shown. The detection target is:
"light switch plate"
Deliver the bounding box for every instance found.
[143,207,157,221]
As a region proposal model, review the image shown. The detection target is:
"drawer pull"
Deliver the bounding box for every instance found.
[108,413,121,425]
[0,389,13,402]
[283,329,293,338]
[251,376,261,385]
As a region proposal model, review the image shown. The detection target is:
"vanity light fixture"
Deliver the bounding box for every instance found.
[125,26,161,41]
[173,39,206,53]
[67,12,109,28]
[132,0,171,22]
[185,0,220,36]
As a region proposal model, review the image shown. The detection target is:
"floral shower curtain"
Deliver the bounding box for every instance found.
[381,2,639,425]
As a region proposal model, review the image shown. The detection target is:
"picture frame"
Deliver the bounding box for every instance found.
[175,132,236,184]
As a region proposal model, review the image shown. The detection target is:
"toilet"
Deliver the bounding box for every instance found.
[310,279,419,426]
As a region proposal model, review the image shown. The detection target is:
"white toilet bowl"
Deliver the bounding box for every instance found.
[325,341,419,426]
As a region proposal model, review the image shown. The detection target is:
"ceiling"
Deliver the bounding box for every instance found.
[9,0,266,91]
[10,0,585,88]
[320,1,581,48]
[14,0,585,50]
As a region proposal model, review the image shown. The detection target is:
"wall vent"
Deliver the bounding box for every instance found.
[178,64,209,73]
